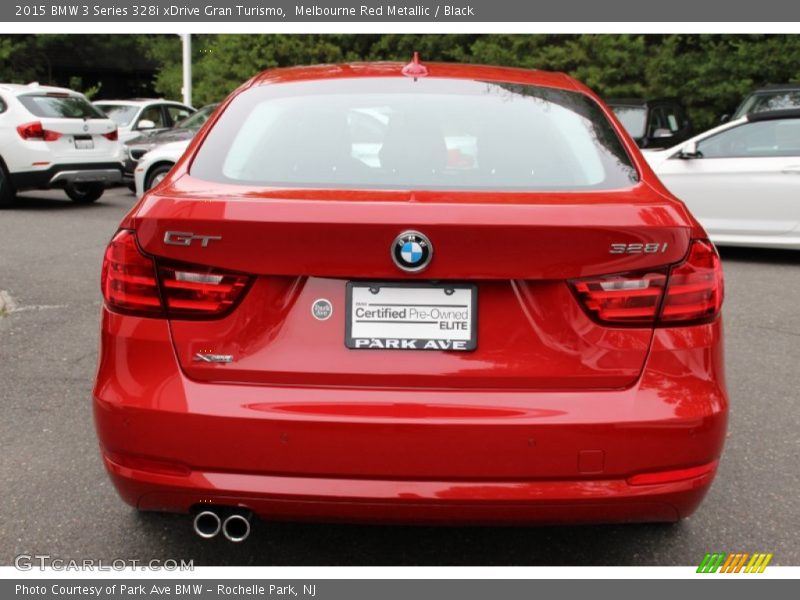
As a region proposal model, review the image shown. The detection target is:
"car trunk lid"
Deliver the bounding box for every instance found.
[134,179,693,390]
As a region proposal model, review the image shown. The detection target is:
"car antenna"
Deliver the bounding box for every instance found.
[402,52,429,81]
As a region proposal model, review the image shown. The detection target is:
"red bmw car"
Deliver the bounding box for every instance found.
[94,59,727,541]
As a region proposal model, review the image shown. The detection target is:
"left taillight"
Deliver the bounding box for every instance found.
[101,230,251,319]
[157,265,251,318]
[102,129,118,141]
[101,230,163,316]
[17,121,61,141]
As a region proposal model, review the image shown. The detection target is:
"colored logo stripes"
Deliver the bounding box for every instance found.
[697,552,773,573]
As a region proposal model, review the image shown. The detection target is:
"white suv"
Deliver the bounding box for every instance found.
[0,83,123,206]
[93,99,195,143]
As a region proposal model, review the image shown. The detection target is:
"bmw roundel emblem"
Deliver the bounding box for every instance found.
[392,230,433,273]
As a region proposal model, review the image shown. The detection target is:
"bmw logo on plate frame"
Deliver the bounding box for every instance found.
[391,230,433,273]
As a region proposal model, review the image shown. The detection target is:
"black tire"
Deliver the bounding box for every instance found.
[0,161,16,208]
[144,163,174,193]
[65,182,104,204]
[126,181,136,192]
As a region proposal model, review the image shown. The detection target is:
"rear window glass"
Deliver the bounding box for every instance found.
[611,106,647,138]
[19,94,105,119]
[95,104,138,126]
[190,78,638,192]
[736,92,800,118]
[176,103,218,129]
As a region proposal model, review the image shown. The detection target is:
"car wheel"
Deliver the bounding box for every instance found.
[0,162,17,208]
[65,182,105,204]
[127,182,136,192]
[145,164,173,192]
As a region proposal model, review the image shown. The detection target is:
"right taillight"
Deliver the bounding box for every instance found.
[570,270,667,325]
[570,239,723,327]
[101,230,251,319]
[660,239,724,325]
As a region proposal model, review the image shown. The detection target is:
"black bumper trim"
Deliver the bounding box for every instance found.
[10,162,123,191]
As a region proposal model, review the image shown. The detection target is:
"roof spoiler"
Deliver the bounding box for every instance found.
[747,108,800,121]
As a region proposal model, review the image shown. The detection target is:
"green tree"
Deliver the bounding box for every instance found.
[4,33,800,131]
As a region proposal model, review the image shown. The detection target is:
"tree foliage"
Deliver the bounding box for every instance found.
[0,34,159,98]
[147,34,800,130]
[3,34,800,131]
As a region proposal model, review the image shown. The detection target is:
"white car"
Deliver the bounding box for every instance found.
[93,99,194,143]
[646,110,800,249]
[134,139,189,198]
[0,82,122,206]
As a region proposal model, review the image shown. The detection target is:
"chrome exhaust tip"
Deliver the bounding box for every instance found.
[193,510,222,539]
[222,513,251,542]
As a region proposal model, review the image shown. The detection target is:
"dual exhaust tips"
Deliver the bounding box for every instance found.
[193,509,252,542]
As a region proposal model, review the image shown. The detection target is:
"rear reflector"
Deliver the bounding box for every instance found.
[570,239,723,327]
[627,460,718,486]
[101,230,251,319]
[103,450,191,477]
[17,121,61,141]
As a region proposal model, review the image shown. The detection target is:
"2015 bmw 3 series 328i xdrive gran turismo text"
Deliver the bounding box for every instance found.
[93,58,728,539]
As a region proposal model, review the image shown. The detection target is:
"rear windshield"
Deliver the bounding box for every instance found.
[19,94,105,119]
[611,105,647,138]
[95,104,139,126]
[191,78,638,191]
[176,103,218,129]
[735,91,800,118]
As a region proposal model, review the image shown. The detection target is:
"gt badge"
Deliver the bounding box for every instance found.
[391,230,433,273]
[164,231,222,247]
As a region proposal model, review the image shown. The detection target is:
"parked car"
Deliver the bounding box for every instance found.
[608,98,693,149]
[95,60,727,537]
[133,139,189,197]
[728,83,800,121]
[645,109,800,249]
[124,103,218,190]
[93,98,194,143]
[0,82,122,206]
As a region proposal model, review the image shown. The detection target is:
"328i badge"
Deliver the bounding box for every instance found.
[93,57,728,539]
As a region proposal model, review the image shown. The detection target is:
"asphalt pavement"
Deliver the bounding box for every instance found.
[1,187,798,566]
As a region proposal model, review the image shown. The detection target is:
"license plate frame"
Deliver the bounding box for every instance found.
[74,137,94,150]
[345,281,477,352]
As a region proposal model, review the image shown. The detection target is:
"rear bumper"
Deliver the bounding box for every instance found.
[101,455,717,525]
[93,310,728,524]
[10,162,123,190]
